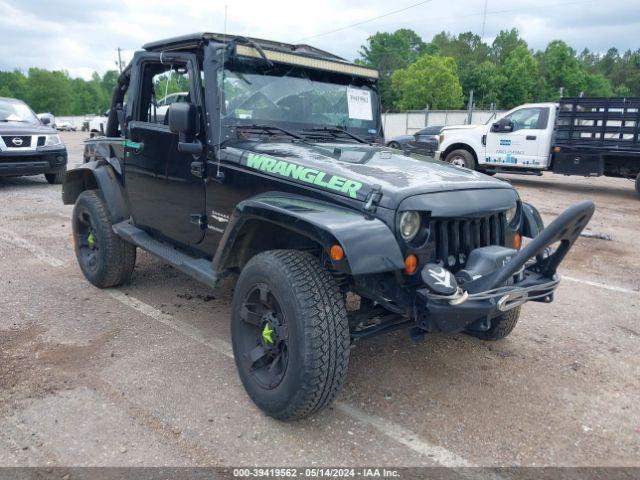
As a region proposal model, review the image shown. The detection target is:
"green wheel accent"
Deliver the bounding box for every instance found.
[262,323,274,345]
[87,232,96,248]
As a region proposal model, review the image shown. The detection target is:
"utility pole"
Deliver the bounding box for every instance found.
[481,0,488,39]
[467,90,474,125]
[117,48,123,73]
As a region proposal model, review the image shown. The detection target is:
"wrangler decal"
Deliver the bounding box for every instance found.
[245,153,363,199]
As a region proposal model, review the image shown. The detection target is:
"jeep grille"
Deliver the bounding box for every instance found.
[430,212,507,270]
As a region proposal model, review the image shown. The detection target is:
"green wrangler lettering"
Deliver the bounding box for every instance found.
[244,153,363,199]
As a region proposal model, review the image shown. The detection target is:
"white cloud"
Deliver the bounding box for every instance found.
[1,0,639,79]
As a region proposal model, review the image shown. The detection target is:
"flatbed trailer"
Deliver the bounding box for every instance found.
[553,97,640,193]
[437,97,640,196]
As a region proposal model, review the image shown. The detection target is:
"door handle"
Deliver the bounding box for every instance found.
[526,135,537,140]
[190,161,204,178]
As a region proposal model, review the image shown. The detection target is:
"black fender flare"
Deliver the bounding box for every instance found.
[212,193,405,276]
[62,161,130,223]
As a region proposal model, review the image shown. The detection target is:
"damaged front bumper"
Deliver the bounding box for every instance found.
[411,200,595,334]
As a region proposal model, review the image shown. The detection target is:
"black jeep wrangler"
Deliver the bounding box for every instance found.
[62,33,594,420]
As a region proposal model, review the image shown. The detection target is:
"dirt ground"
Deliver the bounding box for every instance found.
[0,131,638,468]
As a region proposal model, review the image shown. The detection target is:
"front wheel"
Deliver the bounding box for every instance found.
[445,149,476,170]
[466,306,521,341]
[72,190,136,288]
[45,171,65,184]
[231,250,350,420]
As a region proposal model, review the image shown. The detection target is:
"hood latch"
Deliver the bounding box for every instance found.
[363,184,382,214]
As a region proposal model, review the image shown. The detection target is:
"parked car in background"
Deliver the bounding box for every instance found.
[386,125,443,156]
[1,97,67,183]
[37,112,56,129]
[155,91,189,123]
[57,119,77,131]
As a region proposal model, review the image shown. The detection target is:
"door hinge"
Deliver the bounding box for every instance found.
[190,161,204,178]
[190,214,207,229]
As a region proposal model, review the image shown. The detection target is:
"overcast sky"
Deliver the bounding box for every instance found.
[1,0,639,80]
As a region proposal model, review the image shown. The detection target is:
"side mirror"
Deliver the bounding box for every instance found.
[168,102,197,136]
[41,117,51,125]
[491,118,513,133]
[168,102,202,155]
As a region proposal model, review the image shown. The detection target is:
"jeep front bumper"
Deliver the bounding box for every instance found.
[410,201,595,334]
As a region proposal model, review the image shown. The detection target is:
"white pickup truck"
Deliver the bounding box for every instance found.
[435,98,640,195]
[436,102,555,172]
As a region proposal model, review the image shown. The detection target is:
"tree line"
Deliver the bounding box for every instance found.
[1,29,638,115]
[357,28,640,111]
[0,69,119,116]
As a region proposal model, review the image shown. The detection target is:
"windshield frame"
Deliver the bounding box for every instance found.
[217,57,382,142]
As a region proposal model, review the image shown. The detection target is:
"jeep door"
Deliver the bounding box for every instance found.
[124,52,206,246]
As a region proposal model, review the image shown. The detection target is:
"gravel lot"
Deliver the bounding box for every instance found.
[0,131,638,467]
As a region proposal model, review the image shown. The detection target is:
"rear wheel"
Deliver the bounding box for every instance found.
[445,149,476,170]
[45,171,65,184]
[231,250,350,420]
[388,141,401,149]
[466,306,521,341]
[72,190,136,288]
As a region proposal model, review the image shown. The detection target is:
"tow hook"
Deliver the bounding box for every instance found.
[497,290,528,311]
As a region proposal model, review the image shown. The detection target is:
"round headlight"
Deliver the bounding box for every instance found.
[399,211,421,242]
[505,206,517,224]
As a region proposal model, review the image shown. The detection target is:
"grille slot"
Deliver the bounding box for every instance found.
[430,213,507,269]
[2,136,32,148]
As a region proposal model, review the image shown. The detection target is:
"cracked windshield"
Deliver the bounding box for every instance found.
[221,65,380,137]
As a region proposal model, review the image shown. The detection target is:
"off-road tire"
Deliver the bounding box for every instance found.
[445,149,476,170]
[466,306,521,341]
[45,171,65,184]
[72,190,136,288]
[231,250,350,420]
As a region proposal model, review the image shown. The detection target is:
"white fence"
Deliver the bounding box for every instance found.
[382,109,506,139]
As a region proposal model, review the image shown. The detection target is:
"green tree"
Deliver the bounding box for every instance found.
[0,70,28,99]
[466,61,506,108]
[426,31,491,105]
[491,29,528,64]
[23,68,75,114]
[391,55,463,110]
[538,40,588,99]
[499,45,540,107]
[357,29,426,110]
[584,73,614,96]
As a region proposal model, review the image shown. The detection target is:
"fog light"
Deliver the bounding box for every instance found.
[404,254,418,275]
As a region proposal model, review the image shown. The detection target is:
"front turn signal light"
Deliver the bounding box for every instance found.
[330,244,344,261]
[513,233,522,250]
[404,254,418,275]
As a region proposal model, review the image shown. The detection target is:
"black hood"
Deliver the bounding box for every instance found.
[0,121,56,135]
[227,141,512,209]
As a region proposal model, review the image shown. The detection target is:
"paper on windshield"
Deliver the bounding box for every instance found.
[347,87,373,121]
